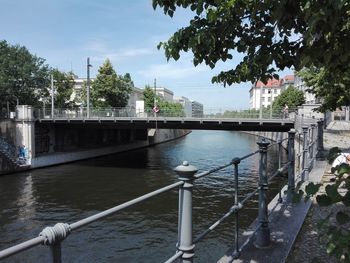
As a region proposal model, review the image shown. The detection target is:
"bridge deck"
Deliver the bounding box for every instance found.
[37,117,295,132]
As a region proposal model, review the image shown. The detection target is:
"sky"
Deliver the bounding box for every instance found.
[0,0,292,111]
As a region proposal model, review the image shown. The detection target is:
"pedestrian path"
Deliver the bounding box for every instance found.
[286,121,350,262]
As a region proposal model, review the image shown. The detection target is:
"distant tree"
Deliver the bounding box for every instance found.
[272,85,305,111]
[143,85,158,109]
[51,69,75,108]
[142,85,184,116]
[0,40,50,109]
[91,59,133,108]
[153,0,350,110]
[298,68,350,112]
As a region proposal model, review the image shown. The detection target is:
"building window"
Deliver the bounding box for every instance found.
[274,89,277,94]
[268,97,271,102]
[263,88,266,94]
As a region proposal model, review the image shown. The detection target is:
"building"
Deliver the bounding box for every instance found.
[249,75,295,109]
[191,101,203,117]
[155,87,174,102]
[294,74,319,104]
[174,96,192,117]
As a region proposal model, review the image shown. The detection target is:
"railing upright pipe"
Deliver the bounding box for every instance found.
[310,124,316,168]
[39,223,71,263]
[255,139,270,248]
[277,139,283,203]
[287,129,296,199]
[232,158,241,258]
[174,161,198,263]
[317,119,324,157]
[302,126,309,181]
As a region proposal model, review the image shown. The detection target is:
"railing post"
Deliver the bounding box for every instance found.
[310,124,316,169]
[174,161,197,263]
[255,139,270,248]
[232,157,241,258]
[39,223,71,263]
[317,119,324,157]
[287,129,296,199]
[302,126,309,181]
[277,139,283,203]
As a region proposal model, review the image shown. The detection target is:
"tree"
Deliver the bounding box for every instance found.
[143,85,158,109]
[0,40,50,109]
[153,0,350,109]
[272,85,305,111]
[91,59,132,108]
[298,68,350,112]
[142,85,184,116]
[51,69,75,108]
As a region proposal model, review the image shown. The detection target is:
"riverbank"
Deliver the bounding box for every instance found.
[286,121,350,262]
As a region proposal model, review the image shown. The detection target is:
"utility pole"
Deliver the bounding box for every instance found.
[154,78,157,129]
[269,88,273,119]
[51,74,54,119]
[259,85,263,119]
[87,57,92,118]
[154,78,157,113]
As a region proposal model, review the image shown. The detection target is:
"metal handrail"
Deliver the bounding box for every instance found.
[0,122,321,263]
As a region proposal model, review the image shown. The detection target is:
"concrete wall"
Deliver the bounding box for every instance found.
[32,128,190,169]
[0,119,16,144]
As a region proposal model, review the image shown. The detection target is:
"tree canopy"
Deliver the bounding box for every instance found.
[50,69,75,108]
[298,67,350,111]
[143,85,184,116]
[0,40,50,109]
[272,85,305,111]
[91,59,133,108]
[153,0,350,110]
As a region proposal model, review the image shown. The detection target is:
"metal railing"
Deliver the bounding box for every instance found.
[0,122,322,262]
[34,107,298,121]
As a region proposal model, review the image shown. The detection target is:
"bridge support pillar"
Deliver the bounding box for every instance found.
[15,105,36,164]
[255,139,270,248]
[175,161,198,263]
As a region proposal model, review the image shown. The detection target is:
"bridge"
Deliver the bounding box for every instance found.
[36,108,295,132]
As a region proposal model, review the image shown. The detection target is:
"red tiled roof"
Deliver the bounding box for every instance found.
[255,78,280,88]
[254,74,295,88]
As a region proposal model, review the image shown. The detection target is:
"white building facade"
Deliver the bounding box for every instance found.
[174,96,192,117]
[249,75,295,109]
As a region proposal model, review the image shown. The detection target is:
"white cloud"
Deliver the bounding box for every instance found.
[84,39,154,62]
[138,61,208,80]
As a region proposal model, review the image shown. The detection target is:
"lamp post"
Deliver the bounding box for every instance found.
[269,88,273,119]
[259,85,263,119]
[87,57,92,118]
[51,74,54,119]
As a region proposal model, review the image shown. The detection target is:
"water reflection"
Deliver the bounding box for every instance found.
[0,130,286,262]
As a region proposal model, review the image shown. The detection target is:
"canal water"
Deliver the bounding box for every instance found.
[0,130,286,262]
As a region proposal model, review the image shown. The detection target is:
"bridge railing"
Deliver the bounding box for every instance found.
[35,107,298,120]
[0,122,322,262]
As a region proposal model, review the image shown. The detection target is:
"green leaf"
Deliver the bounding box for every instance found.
[325,184,342,202]
[326,242,336,255]
[316,194,332,206]
[305,182,321,196]
[342,191,350,206]
[336,163,350,176]
[336,211,350,225]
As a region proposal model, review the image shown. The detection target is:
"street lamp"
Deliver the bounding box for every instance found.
[87,57,93,118]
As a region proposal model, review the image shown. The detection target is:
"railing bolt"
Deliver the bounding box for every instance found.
[255,138,270,248]
[174,161,198,263]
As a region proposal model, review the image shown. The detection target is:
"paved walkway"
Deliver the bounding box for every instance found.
[286,121,350,263]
